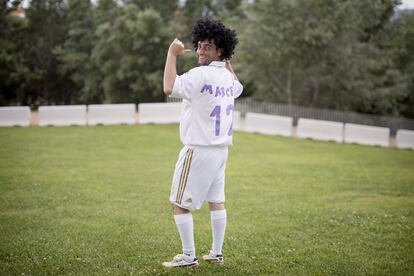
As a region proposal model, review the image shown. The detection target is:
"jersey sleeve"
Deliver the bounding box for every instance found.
[233,80,243,99]
[170,68,203,101]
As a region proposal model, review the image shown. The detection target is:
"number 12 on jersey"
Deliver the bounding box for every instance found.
[210,104,234,136]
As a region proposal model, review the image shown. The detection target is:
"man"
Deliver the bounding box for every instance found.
[162,18,243,268]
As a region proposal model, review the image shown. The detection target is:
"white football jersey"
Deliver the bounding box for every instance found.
[171,61,243,146]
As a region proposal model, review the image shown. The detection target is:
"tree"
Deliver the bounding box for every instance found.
[54,0,102,104]
[126,0,178,23]
[236,0,408,117]
[24,0,71,106]
[238,0,340,105]
[92,4,170,103]
[381,11,414,117]
[0,1,39,106]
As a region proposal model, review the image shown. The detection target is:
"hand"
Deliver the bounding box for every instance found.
[168,38,192,56]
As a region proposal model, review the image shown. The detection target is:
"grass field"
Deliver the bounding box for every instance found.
[0,124,413,275]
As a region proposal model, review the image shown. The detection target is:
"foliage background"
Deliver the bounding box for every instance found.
[1,0,413,118]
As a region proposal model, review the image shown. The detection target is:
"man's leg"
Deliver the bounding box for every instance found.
[162,204,198,268]
[172,204,196,260]
[208,202,226,257]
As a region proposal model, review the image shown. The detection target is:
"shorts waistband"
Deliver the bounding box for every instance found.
[185,144,228,149]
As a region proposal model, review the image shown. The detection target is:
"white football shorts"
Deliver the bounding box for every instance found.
[170,145,228,211]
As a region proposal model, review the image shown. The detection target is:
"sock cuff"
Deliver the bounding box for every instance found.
[174,213,193,225]
[211,209,227,220]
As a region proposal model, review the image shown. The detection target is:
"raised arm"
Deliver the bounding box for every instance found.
[163,38,191,95]
[225,60,239,81]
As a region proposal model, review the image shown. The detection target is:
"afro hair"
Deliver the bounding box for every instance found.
[192,18,238,60]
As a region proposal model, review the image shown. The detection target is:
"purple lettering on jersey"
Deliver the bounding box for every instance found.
[210,105,221,136]
[226,104,234,136]
[203,84,235,98]
[215,86,222,97]
[209,104,234,137]
[201,84,213,94]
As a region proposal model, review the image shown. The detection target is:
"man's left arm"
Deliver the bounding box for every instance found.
[226,60,243,98]
[225,60,239,81]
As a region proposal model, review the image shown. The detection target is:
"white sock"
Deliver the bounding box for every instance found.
[174,213,195,260]
[210,209,227,255]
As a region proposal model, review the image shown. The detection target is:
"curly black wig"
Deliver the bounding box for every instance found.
[192,18,238,60]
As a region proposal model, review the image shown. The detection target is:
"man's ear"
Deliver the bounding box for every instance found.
[218,48,223,58]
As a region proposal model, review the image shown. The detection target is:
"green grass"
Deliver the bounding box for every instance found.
[0,124,413,275]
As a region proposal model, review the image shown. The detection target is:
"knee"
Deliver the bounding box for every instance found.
[208,202,225,211]
[171,203,190,215]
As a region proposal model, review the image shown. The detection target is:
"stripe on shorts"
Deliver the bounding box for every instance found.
[176,148,194,205]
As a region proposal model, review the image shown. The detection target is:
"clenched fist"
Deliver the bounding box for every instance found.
[168,38,192,57]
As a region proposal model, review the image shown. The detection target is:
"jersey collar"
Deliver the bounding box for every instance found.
[209,61,225,68]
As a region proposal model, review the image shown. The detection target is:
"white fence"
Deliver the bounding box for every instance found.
[138,102,181,124]
[39,105,87,126]
[0,107,31,127]
[1,103,413,150]
[245,112,292,137]
[396,129,414,150]
[88,104,136,125]
[233,111,241,131]
[344,123,390,147]
[297,118,344,143]
[233,98,414,136]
